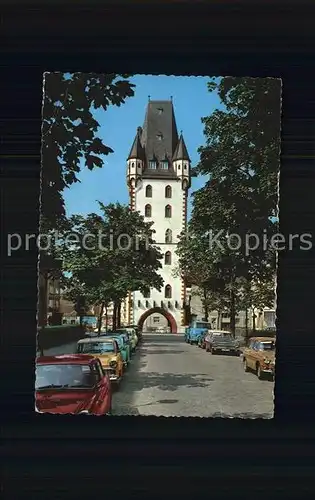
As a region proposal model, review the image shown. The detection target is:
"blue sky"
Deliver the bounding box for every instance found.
[63,75,223,219]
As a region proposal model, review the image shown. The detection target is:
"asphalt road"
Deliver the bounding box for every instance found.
[112,333,274,418]
[40,334,274,418]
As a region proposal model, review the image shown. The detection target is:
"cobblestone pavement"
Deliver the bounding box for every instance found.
[112,333,275,418]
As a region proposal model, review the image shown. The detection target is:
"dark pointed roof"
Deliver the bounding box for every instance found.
[140,100,179,179]
[127,126,144,160]
[173,133,190,161]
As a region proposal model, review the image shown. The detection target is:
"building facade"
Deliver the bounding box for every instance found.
[187,285,276,333]
[125,100,191,333]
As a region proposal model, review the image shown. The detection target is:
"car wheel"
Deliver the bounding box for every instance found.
[205,345,210,352]
[244,358,249,372]
[257,364,264,380]
[211,348,216,355]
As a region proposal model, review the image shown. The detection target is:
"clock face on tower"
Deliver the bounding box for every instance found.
[126,100,191,333]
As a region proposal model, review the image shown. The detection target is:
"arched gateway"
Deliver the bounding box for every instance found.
[138,307,178,334]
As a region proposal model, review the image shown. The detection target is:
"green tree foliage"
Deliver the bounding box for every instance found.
[177,77,281,333]
[58,202,164,330]
[41,72,135,231]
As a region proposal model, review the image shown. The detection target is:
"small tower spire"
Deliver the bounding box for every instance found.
[127,127,144,160]
[173,133,190,161]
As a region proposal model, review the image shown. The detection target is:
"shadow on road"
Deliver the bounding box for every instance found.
[128,371,214,392]
[139,348,186,355]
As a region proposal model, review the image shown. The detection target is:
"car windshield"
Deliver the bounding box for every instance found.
[196,323,210,329]
[259,341,275,351]
[36,364,95,390]
[214,335,233,341]
[78,342,115,354]
[107,337,123,347]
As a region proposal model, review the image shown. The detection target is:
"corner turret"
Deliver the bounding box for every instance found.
[173,133,191,190]
[127,127,144,189]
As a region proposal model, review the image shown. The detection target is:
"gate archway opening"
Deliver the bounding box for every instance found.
[138,307,178,333]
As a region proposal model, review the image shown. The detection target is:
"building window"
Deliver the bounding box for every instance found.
[165,185,172,198]
[165,229,172,243]
[145,185,152,197]
[157,134,163,141]
[149,161,157,169]
[165,285,172,299]
[131,162,135,168]
[153,316,160,323]
[161,161,168,170]
[143,289,150,298]
[145,204,152,217]
[165,205,172,218]
[178,165,181,170]
[164,251,172,265]
[157,108,163,114]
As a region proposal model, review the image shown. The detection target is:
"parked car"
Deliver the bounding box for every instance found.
[184,320,212,345]
[118,327,138,352]
[197,331,208,349]
[205,331,238,355]
[125,324,142,342]
[77,337,124,385]
[100,334,130,367]
[35,354,112,415]
[108,331,132,360]
[243,337,275,380]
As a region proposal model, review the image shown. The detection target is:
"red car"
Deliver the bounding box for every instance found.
[35,354,112,415]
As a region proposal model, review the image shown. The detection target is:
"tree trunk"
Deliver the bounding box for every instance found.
[252,308,256,332]
[245,308,249,340]
[105,304,108,332]
[112,302,117,331]
[97,302,105,336]
[203,289,209,322]
[217,310,222,330]
[117,301,121,328]
[230,288,236,337]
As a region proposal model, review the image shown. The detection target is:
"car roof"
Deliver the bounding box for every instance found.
[250,337,276,342]
[36,354,95,365]
[77,337,116,344]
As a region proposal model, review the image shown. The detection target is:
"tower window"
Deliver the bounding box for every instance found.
[165,205,172,218]
[145,185,152,198]
[165,285,172,299]
[143,289,150,298]
[131,162,135,168]
[161,161,168,170]
[165,229,172,243]
[157,108,163,114]
[164,251,172,265]
[145,204,152,217]
[157,134,163,141]
[149,161,157,169]
[165,185,172,198]
[178,165,181,170]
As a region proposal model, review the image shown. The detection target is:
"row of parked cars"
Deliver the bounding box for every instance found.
[35,325,141,415]
[184,320,275,381]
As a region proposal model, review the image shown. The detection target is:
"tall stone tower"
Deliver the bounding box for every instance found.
[126,100,191,333]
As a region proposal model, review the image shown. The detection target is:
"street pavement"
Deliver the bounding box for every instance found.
[39,334,274,418]
[112,333,274,418]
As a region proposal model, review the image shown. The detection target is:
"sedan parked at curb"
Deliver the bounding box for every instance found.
[205,331,238,355]
[35,354,112,415]
[243,337,275,380]
[77,337,124,385]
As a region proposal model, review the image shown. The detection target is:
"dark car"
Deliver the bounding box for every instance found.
[197,331,207,349]
[205,332,238,355]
